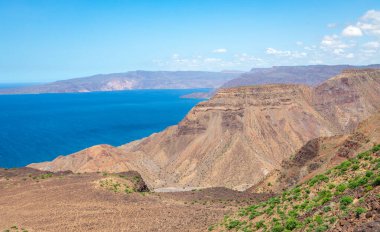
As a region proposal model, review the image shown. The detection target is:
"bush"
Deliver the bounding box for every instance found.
[340,196,353,209]
[315,225,328,232]
[328,183,335,189]
[355,207,367,217]
[372,176,380,186]
[336,161,351,171]
[308,175,329,187]
[226,220,241,229]
[372,144,380,152]
[336,184,347,193]
[348,177,368,189]
[351,164,360,170]
[255,220,265,229]
[285,218,298,230]
[272,223,284,232]
[358,151,371,159]
[288,210,299,218]
[366,170,374,177]
[323,206,331,212]
[315,215,323,225]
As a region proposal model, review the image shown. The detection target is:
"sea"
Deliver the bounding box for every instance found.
[0,87,209,168]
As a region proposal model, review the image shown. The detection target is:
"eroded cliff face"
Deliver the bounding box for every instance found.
[28,69,380,190]
[249,111,380,194]
[313,69,380,132]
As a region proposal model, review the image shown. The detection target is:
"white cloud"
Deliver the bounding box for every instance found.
[155,10,380,70]
[204,58,222,63]
[153,52,265,71]
[345,53,355,58]
[327,23,337,28]
[363,41,380,48]
[320,35,350,49]
[212,48,227,53]
[342,25,363,37]
[358,10,380,36]
[266,48,307,58]
[362,10,380,22]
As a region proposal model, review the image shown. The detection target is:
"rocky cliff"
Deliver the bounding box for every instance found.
[249,111,380,194]
[28,69,380,190]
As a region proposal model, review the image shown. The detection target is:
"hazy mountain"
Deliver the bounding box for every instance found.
[0,71,240,94]
[222,64,380,88]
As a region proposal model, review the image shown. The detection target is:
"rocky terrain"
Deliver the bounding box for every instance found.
[249,111,380,194]
[0,168,272,232]
[222,64,380,88]
[28,69,380,191]
[0,71,239,94]
[213,144,380,231]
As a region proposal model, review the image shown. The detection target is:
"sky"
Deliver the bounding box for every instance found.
[0,0,380,82]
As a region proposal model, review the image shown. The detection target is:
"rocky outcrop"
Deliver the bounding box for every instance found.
[28,69,380,190]
[249,111,380,193]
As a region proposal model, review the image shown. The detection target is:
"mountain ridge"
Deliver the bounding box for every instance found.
[28,69,380,191]
[0,71,239,94]
[222,64,380,88]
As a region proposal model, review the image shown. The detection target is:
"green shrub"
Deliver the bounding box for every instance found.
[255,220,265,229]
[315,215,323,225]
[323,206,331,212]
[329,217,337,223]
[372,144,380,152]
[372,176,380,186]
[336,161,351,171]
[351,164,360,170]
[288,209,299,218]
[272,223,284,232]
[328,183,335,189]
[358,151,371,159]
[336,183,347,193]
[340,196,353,209]
[315,225,328,232]
[308,174,329,187]
[355,207,367,217]
[227,220,241,230]
[285,218,299,230]
[348,177,368,189]
[366,170,374,177]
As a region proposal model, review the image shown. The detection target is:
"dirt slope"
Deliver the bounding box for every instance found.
[28,69,380,190]
[0,168,271,232]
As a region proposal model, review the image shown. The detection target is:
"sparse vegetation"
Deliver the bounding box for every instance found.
[2,225,28,232]
[215,145,380,231]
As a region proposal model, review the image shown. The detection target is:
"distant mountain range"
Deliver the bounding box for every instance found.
[0,71,240,94]
[222,64,380,88]
[2,65,380,95]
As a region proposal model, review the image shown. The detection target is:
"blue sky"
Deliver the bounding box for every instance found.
[0,0,380,82]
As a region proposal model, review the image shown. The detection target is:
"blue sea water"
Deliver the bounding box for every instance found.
[0,89,209,168]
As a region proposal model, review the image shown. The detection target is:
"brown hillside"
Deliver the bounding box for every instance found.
[249,111,380,194]
[28,69,380,190]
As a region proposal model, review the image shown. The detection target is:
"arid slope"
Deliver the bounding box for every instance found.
[28,69,380,190]
[249,111,380,194]
[0,169,271,232]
